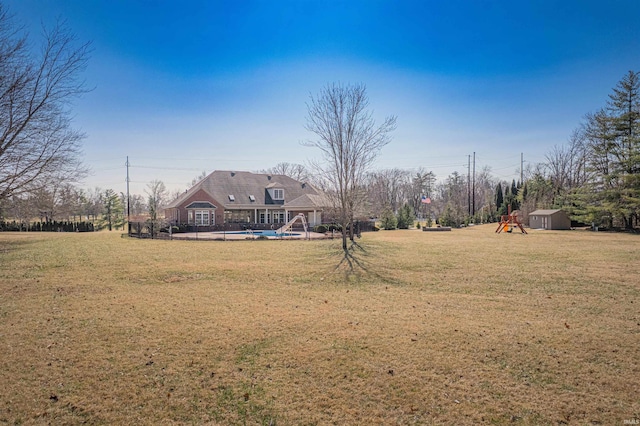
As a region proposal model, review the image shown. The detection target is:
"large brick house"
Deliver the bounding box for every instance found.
[164,171,329,229]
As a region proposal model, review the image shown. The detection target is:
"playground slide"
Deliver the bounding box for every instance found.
[276,213,309,235]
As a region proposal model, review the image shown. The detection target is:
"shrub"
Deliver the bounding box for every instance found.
[396,204,416,229]
[439,203,460,228]
[160,226,181,234]
[380,208,397,230]
[313,224,328,233]
[327,224,342,232]
[416,222,421,229]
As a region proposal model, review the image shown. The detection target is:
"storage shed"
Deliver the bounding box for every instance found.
[528,209,571,230]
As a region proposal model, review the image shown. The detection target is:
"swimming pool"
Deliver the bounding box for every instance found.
[215,230,301,237]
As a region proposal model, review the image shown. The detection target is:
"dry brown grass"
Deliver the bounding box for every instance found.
[0,226,638,425]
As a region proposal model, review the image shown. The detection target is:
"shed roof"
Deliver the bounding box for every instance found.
[529,209,565,216]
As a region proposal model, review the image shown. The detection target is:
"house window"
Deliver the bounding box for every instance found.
[249,195,256,202]
[273,189,284,200]
[273,212,284,223]
[259,212,273,224]
[228,195,235,202]
[224,210,252,223]
[195,210,209,226]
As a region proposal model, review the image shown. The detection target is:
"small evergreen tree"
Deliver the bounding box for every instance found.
[396,203,416,229]
[496,183,507,216]
[439,203,457,227]
[100,189,124,231]
[495,183,504,211]
[380,208,397,230]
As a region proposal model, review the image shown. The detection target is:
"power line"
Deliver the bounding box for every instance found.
[491,164,520,171]
[91,166,123,171]
[129,165,207,172]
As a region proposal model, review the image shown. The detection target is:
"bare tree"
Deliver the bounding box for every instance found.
[407,169,436,219]
[0,6,90,201]
[55,183,83,221]
[436,171,467,227]
[168,188,185,204]
[4,194,33,227]
[128,194,146,216]
[21,181,85,222]
[305,83,396,252]
[544,129,588,199]
[188,171,207,188]
[260,162,310,183]
[83,187,103,222]
[470,166,497,223]
[365,168,410,217]
[146,179,167,236]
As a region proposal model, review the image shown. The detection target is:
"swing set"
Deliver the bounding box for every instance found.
[495,206,527,234]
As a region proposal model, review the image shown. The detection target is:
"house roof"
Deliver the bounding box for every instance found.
[529,209,566,216]
[285,193,332,209]
[166,170,327,209]
[185,201,216,209]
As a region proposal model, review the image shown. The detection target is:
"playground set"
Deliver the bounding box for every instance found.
[495,206,527,234]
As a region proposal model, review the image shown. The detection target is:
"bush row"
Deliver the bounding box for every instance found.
[0,221,94,232]
[312,223,379,233]
[313,224,343,233]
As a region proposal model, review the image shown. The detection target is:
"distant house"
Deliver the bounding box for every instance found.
[164,171,329,229]
[528,209,571,230]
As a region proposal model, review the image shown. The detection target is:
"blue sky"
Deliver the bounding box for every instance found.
[6,0,640,195]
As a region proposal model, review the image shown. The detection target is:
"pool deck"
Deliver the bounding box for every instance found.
[169,230,330,240]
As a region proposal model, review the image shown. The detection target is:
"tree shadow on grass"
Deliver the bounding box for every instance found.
[331,240,397,284]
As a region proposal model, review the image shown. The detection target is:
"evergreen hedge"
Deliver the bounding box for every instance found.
[0,221,94,232]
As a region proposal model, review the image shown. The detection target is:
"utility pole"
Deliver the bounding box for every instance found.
[520,152,524,185]
[126,156,131,234]
[472,151,476,216]
[467,155,471,216]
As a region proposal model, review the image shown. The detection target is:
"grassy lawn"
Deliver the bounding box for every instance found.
[0,225,638,425]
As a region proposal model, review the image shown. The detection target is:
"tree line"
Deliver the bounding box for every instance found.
[520,70,640,230]
[3,72,637,233]
[1,4,637,233]
[304,72,640,232]
[0,220,93,232]
[0,179,170,232]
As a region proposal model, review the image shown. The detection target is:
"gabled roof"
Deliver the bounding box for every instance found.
[529,209,566,216]
[285,193,332,209]
[166,170,327,209]
[185,201,216,209]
